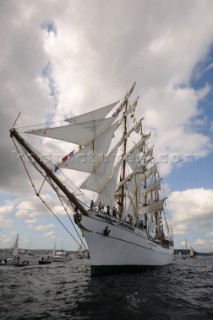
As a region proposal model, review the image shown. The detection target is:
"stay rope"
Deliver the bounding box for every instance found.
[12,137,87,250]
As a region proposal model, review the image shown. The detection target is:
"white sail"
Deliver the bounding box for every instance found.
[65,101,119,124]
[81,120,145,192]
[139,198,166,215]
[12,234,19,257]
[26,237,32,256]
[126,174,140,216]
[127,194,137,216]
[96,165,120,207]
[141,180,161,195]
[26,117,115,146]
[124,133,151,165]
[80,143,120,193]
[189,246,196,257]
[124,118,143,139]
[127,148,149,171]
[124,82,136,100]
[116,163,156,192]
[60,122,120,173]
[125,174,138,195]
[125,178,161,215]
[144,146,154,158]
[52,242,56,257]
[139,164,158,181]
[134,120,141,134]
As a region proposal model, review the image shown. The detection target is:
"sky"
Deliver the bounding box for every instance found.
[0,0,213,252]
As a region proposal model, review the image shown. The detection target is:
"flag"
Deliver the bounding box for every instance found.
[62,155,69,162]
[112,103,123,117]
[129,96,139,119]
[61,149,75,163]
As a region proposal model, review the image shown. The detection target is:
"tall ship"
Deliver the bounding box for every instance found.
[10,83,174,276]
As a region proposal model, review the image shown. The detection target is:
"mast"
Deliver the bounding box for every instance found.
[142,122,148,228]
[120,99,128,217]
[12,234,19,257]
[10,128,88,216]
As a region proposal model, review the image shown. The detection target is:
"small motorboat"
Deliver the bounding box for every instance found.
[38,256,52,265]
[52,250,71,262]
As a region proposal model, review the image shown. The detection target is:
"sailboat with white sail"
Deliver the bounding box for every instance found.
[182,238,188,259]
[1,234,29,266]
[10,83,174,275]
[2,234,19,265]
[190,246,197,259]
[25,237,34,256]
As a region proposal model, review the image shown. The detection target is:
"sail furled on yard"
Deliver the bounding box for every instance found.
[115,162,157,192]
[141,179,161,196]
[139,198,166,215]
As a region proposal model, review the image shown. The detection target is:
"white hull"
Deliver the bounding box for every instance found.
[79,211,174,275]
[52,252,71,262]
[52,257,70,262]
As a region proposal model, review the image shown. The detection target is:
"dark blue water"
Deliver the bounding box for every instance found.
[0,255,212,320]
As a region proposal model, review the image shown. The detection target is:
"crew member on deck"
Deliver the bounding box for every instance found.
[98,202,102,212]
[112,207,117,218]
[107,205,110,215]
[90,199,94,208]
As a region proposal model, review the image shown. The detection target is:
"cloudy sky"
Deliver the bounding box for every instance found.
[0,0,213,252]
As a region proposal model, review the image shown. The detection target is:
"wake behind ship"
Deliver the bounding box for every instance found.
[10,83,174,276]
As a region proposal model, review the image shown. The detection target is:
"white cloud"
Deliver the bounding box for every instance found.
[0,203,14,227]
[206,232,213,237]
[42,231,57,239]
[0,192,68,232]
[15,193,67,218]
[0,205,13,216]
[173,224,188,236]
[168,188,213,251]
[1,0,212,192]
[0,231,17,247]
[29,224,55,231]
[194,238,206,246]
[16,210,37,220]
[168,188,213,226]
